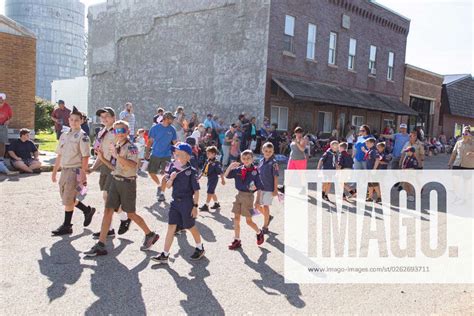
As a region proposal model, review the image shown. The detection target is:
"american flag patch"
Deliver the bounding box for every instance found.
[128,145,139,155]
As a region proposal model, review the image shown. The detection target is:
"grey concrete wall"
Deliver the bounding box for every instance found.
[88,0,270,129]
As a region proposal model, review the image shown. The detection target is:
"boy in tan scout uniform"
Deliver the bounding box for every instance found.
[85,120,159,256]
[51,107,96,236]
[89,107,131,239]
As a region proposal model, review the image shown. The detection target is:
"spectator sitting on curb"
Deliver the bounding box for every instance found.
[8,128,42,173]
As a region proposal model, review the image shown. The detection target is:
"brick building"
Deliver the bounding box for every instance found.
[88,0,417,132]
[402,64,443,137]
[440,75,474,139]
[0,15,36,130]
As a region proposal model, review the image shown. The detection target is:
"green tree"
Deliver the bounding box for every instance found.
[34,97,54,132]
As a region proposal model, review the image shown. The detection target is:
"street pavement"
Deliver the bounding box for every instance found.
[0,154,472,314]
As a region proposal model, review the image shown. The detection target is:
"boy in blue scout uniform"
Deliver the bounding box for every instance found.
[199,146,225,212]
[257,142,279,234]
[85,120,159,256]
[51,106,96,236]
[317,140,339,202]
[89,107,131,239]
[225,150,265,250]
[152,143,205,263]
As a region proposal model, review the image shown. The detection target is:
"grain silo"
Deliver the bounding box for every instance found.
[5,0,86,100]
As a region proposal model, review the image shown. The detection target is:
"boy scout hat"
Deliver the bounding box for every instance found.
[71,106,84,119]
[96,107,116,117]
[172,143,193,156]
[404,146,415,153]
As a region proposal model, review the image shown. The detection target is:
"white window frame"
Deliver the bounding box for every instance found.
[284,15,295,53]
[348,38,357,70]
[328,32,337,65]
[271,106,289,131]
[318,111,333,133]
[387,51,395,80]
[352,115,364,129]
[307,23,317,60]
[369,45,377,73]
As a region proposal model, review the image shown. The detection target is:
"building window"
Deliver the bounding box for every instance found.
[369,45,377,75]
[387,51,394,80]
[271,106,289,131]
[348,38,357,70]
[352,115,364,129]
[328,32,337,65]
[318,111,333,133]
[307,23,317,60]
[284,15,295,53]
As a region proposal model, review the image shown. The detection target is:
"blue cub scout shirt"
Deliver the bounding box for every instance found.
[402,156,418,169]
[320,149,337,169]
[258,157,279,192]
[203,159,223,179]
[377,152,390,170]
[366,148,378,170]
[167,162,200,199]
[337,151,353,169]
[226,164,264,192]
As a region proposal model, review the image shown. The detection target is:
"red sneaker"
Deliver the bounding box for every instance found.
[256,230,265,245]
[228,239,242,250]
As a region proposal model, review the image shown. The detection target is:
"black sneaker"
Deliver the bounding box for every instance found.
[322,194,330,202]
[257,230,265,245]
[92,229,115,239]
[376,198,382,204]
[118,219,131,235]
[84,243,107,257]
[52,224,73,236]
[199,204,209,212]
[158,193,166,202]
[366,198,374,202]
[190,246,205,261]
[151,252,169,263]
[210,202,220,210]
[83,207,96,227]
[262,227,270,234]
[140,232,160,251]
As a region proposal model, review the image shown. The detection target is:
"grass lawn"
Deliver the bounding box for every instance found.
[35,131,57,152]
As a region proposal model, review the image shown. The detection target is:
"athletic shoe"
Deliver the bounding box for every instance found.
[210,202,220,210]
[83,207,96,227]
[228,239,242,250]
[151,252,169,264]
[51,224,73,236]
[92,229,115,239]
[366,198,374,202]
[84,243,107,257]
[256,230,265,245]
[199,204,209,212]
[140,232,160,251]
[376,198,382,204]
[118,219,131,235]
[156,188,161,197]
[322,194,330,202]
[190,246,205,261]
[158,193,166,202]
[262,227,270,235]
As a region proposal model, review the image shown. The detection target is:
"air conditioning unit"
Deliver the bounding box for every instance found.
[370,68,377,75]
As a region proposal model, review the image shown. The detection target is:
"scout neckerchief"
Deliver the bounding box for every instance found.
[240,164,256,181]
[203,158,216,177]
[110,139,130,167]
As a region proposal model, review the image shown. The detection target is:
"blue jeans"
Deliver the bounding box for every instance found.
[0,160,9,174]
[353,160,367,170]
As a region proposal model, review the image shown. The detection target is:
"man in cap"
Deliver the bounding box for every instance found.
[380,123,410,169]
[0,93,13,161]
[51,100,71,140]
[146,111,178,202]
[51,106,96,236]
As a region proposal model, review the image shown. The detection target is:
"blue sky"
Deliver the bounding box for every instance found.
[1,0,472,75]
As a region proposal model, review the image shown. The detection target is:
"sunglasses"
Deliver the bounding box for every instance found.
[114,128,127,134]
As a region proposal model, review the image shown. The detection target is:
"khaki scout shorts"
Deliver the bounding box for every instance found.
[106,177,137,213]
[59,168,81,205]
[147,156,170,174]
[99,165,113,192]
[232,191,255,218]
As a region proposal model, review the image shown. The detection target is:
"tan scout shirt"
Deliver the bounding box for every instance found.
[402,140,425,168]
[452,138,474,168]
[111,139,139,178]
[98,127,116,161]
[56,129,91,168]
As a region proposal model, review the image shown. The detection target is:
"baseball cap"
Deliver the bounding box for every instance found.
[172,143,193,156]
[96,107,116,117]
[185,136,196,147]
[404,146,415,153]
[163,111,176,120]
[399,123,407,129]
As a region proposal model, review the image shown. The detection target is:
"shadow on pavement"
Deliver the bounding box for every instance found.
[38,229,92,302]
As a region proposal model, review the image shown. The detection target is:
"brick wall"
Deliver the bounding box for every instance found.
[403,65,443,136]
[0,32,36,130]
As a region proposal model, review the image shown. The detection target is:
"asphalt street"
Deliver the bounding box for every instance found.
[0,155,472,314]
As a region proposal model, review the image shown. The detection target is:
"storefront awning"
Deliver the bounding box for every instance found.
[272,76,418,116]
